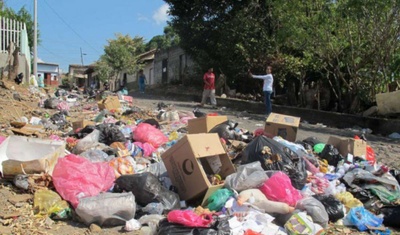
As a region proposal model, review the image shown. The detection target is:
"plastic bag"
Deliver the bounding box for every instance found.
[156,218,217,235]
[80,149,113,162]
[34,189,69,217]
[96,123,126,145]
[114,172,180,211]
[224,162,269,192]
[52,154,115,208]
[366,145,376,164]
[313,194,345,222]
[319,144,343,167]
[335,192,363,211]
[167,210,213,227]
[208,120,238,142]
[259,172,302,207]
[109,157,134,178]
[241,136,307,190]
[284,212,324,235]
[133,123,169,148]
[364,184,400,204]
[75,192,136,227]
[206,188,234,211]
[379,206,400,228]
[134,141,156,157]
[239,189,294,214]
[296,197,329,228]
[345,206,383,231]
[73,129,101,154]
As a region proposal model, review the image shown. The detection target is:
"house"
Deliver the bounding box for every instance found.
[153,46,197,84]
[68,64,90,88]
[37,61,60,87]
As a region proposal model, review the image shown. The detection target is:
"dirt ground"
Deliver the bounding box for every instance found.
[0,84,399,235]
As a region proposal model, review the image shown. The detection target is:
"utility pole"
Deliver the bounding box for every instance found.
[33,0,37,77]
[80,47,86,66]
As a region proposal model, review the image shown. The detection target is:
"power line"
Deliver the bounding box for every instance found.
[42,0,101,54]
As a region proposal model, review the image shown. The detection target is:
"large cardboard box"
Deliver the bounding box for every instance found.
[327,136,367,157]
[264,113,300,142]
[187,116,228,134]
[161,133,236,203]
[72,120,95,130]
[97,96,121,111]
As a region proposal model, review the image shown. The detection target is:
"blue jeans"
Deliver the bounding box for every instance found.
[139,82,145,92]
[264,90,272,115]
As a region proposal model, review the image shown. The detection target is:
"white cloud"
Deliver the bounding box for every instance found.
[152,3,169,25]
[137,13,150,22]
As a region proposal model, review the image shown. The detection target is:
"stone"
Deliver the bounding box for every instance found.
[89,223,102,233]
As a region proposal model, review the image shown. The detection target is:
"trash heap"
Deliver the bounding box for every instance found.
[0,87,399,235]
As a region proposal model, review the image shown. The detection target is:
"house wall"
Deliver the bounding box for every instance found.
[153,46,196,84]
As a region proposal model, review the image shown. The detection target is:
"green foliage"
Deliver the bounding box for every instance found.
[146,25,180,50]
[98,34,146,79]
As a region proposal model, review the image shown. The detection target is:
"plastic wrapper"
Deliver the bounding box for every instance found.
[34,189,69,217]
[241,136,307,190]
[109,156,134,178]
[313,194,345,222]
[167,210,213,227]
[343,168,400,192]
[364,184,400,204]
[133,123,169,148]
[73,129,101,154]
[224,162,268,192]
[284,212,324,235]
[52,154,115,208]
[335,192,363,211]
[259,171,302,207]
[208,120,238,142]
[114,172,180,212]
[296,197,329,228]
[206,188,234,211]
[344,206,383,231]
[239,189,294,214]
[138,214,166,235]
[75,192,136,227]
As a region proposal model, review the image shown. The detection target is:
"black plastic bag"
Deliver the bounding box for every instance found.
[313,194,344,222]
[50,111,68,127]
[96,123,126,145]
[209,120,238,142]
[379,206,400,228]
[389,169,400,184]
[143,118,160,129]
[44,97,60,109]
[240,136,307,190]
[302,136,322,148]
[156,219,217,235]
[319,144,343,167]
[114,172,180,212]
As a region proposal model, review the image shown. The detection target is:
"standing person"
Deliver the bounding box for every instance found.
[199,67,217,108]
[37,74,44,88]
[138,69,147,93]
[249,65,274,116]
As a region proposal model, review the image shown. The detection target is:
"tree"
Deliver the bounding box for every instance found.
[146,25,180,50]
[97,34,146,85]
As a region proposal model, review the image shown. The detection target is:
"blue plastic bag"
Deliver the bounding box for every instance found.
[347,206,383,231]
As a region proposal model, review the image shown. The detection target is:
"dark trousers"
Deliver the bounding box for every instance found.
[264,90,272,115]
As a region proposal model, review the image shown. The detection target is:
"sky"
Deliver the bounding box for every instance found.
[5,0,170,73]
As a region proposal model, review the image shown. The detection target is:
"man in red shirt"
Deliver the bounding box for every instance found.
[200,67,217,108]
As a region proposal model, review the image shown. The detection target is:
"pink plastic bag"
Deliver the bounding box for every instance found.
[134,142,156,157]
[52,154,115,208]
[133,123,168,148]
[167,210,213,227]
[259,172,302,206]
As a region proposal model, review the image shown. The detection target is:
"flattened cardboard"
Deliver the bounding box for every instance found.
[161,133,235,202]
[187,116,228,134]
[264,113,300,142]
[72,120,95,130]
[327,136,367,158]
[97,96,121,111]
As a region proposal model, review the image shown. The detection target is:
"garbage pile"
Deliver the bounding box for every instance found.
[0,87,399,235]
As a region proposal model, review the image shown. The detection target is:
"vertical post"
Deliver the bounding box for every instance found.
[33,0,38,77]
[80,47,84,65]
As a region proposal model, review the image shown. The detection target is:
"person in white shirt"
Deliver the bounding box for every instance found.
[249,65,274,116]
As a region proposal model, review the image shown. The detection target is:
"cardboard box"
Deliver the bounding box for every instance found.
[97,96,121,111]
[161,133,236,203]
[187,116,228,134]
[72,120,95,130]
[264,113,300,142]
[327,136,367,158]
[0,136,65,178]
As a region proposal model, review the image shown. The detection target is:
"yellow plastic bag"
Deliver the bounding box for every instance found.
[335,192,363,212]
[34,189,69,217]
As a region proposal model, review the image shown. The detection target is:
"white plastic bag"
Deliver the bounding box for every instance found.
[224,162,268,192]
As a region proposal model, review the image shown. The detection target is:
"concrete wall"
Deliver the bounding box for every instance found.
[0,52,29,83]
[153,46,196,84]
